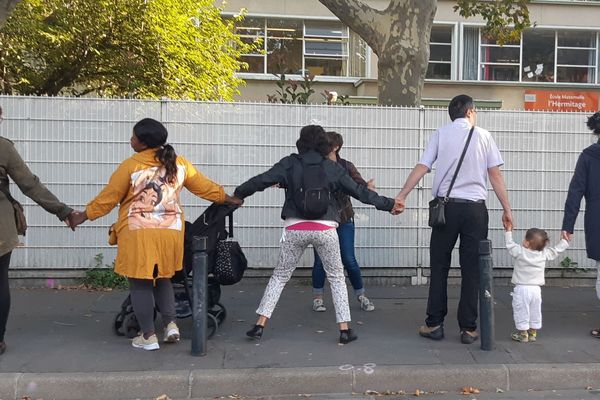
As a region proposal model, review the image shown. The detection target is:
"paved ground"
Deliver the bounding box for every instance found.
[1,282,600,399]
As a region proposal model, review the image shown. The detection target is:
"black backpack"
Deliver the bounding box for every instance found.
[292,155,331,220]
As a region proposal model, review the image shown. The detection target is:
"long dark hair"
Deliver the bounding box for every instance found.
[133,118,178,184]
[295,125,330,156]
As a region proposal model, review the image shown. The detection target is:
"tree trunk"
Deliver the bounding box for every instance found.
[377,0,436,106]
[318,0,437,106]
[0,0,21,26]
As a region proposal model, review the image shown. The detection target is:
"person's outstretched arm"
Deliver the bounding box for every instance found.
[543,239,570,261]
[234,158,288,200]
[504,230,522,259]
[5,139,72,221]
[337,171,394,212]
[562,154,587,241]
[488,166,513,230]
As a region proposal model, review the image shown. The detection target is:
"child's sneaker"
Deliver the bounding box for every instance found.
[312,298,326,312]
[527,329,537,342]
[164,322,180,343]
[358,295,375,312]
[511,331,529,343]
[132,333,160,350]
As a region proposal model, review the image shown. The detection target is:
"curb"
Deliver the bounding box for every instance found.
[1,363,600,399]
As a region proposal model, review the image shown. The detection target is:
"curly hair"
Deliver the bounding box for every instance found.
[133,118,178,185]
[296,125,330,156]
[586,112,600,135]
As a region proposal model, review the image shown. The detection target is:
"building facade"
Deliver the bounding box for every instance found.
[222,0,600,110]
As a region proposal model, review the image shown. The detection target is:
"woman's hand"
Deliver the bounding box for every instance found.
[225,194,244,206]
[367,179,376,190]
[66,210,88,230]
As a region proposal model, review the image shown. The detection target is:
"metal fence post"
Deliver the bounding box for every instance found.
[479,239,495,351]
[191,236,208,356]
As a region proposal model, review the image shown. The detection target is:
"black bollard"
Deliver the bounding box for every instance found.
[479,239,495,351]
[191,236,208,356]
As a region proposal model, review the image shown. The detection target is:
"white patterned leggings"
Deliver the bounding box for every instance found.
[596,261,600,300]
[256,229,351,323]
[512,284,542,331]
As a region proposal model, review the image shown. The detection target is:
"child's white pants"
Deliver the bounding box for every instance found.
[512,284,542,331]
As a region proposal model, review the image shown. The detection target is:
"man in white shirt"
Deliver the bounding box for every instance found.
[396,94,513,344]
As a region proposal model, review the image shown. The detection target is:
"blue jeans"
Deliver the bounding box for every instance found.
[312,221,364,296]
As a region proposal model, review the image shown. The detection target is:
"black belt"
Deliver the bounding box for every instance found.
[438,197,485,204]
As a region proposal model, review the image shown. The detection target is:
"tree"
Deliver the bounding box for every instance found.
[318,0,530,106]
[0,0,20,26]
[0,0,258,100]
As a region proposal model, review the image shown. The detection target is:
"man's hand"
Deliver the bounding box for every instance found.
[391,196,405,215]
[502,210,513,231]
[66,210,88,230]
[561,230,573,242]
[226,194,244,206]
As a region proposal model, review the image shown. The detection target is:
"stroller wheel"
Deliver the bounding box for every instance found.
[123,312,140,339]
[209,302,227,325]
[113,311,127,336]
[207,312,219,339]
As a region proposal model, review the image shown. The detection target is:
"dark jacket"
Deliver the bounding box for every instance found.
[0,137,72,256]
[335,157,368,224]
[562,139,600,260]
[234,150,394,222]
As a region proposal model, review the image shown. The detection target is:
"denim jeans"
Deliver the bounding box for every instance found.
[312,221,364,296]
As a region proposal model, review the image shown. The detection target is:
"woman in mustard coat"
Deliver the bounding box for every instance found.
[71,118,241,350]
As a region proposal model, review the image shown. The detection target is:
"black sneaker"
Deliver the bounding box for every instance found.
[246,324,264,340]
[419,325,444,340]
[339,329,357,344]
[460,330,479,344]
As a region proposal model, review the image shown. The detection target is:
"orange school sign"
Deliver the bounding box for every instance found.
[524,90,599,112]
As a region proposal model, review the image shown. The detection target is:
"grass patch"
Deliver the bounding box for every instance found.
[82,253,128,289]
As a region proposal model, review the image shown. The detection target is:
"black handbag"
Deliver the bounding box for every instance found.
[214,211,247,285]
[428,126,475,228]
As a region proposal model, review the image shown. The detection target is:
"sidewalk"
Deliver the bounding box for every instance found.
[1,282,600,399]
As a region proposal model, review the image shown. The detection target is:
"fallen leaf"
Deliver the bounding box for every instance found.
[415,389,423,396]
[496,388,504,393]
[155,395,171,400]
[586,386,593,390]
[365,390,380,395]
[316,330,324,334]
[356,321,364,325]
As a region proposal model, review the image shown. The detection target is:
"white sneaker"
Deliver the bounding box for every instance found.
[132,333,160,351]
[312,298,326,312]
[358,295,375,312]
[163,322,180,343]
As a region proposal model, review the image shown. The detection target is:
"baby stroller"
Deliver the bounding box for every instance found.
[113,203,241,339]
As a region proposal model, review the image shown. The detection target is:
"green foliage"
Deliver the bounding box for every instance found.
[83,253,128,289]
[559,256,589,278]
[454,0,531,45]
[0,0,259,99]
[267,73,317,104]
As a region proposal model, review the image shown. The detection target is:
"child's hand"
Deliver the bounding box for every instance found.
[505,221,513,231]
[561,230,572,242]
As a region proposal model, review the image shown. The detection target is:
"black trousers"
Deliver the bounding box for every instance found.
[426,201,488,331]
[0,251,11,342]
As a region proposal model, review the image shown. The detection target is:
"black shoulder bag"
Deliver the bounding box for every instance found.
[428,126,475,228]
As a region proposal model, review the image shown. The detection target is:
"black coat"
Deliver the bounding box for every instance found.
[562,139,600,261]
[234,150,394,222]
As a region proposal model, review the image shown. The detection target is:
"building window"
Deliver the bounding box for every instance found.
[427,25,452,79]
[480,33,521,81]
[556,31,596,84]
[236,17,266,74]
[463,26,599,84]
[304,21,348,76]
[232,16,366,78]
[522,30,555,82]
[267,19,303,75]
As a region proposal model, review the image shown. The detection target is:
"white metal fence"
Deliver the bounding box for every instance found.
[0,96,594,275]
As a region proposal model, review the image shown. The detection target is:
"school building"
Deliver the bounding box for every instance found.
[221,0,600,110]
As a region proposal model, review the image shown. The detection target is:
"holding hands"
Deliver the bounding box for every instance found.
[64,210,87,231]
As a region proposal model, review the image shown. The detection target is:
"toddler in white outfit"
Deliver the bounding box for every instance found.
[505,227,569,342]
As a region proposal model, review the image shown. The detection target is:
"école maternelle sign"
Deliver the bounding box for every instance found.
[524,90,599,112]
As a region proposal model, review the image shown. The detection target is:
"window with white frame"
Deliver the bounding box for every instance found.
[479,33,521,81]
[556,31,597,83]
[231,16,366,77]
[463,26,599,84]
[427,25,453,79]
